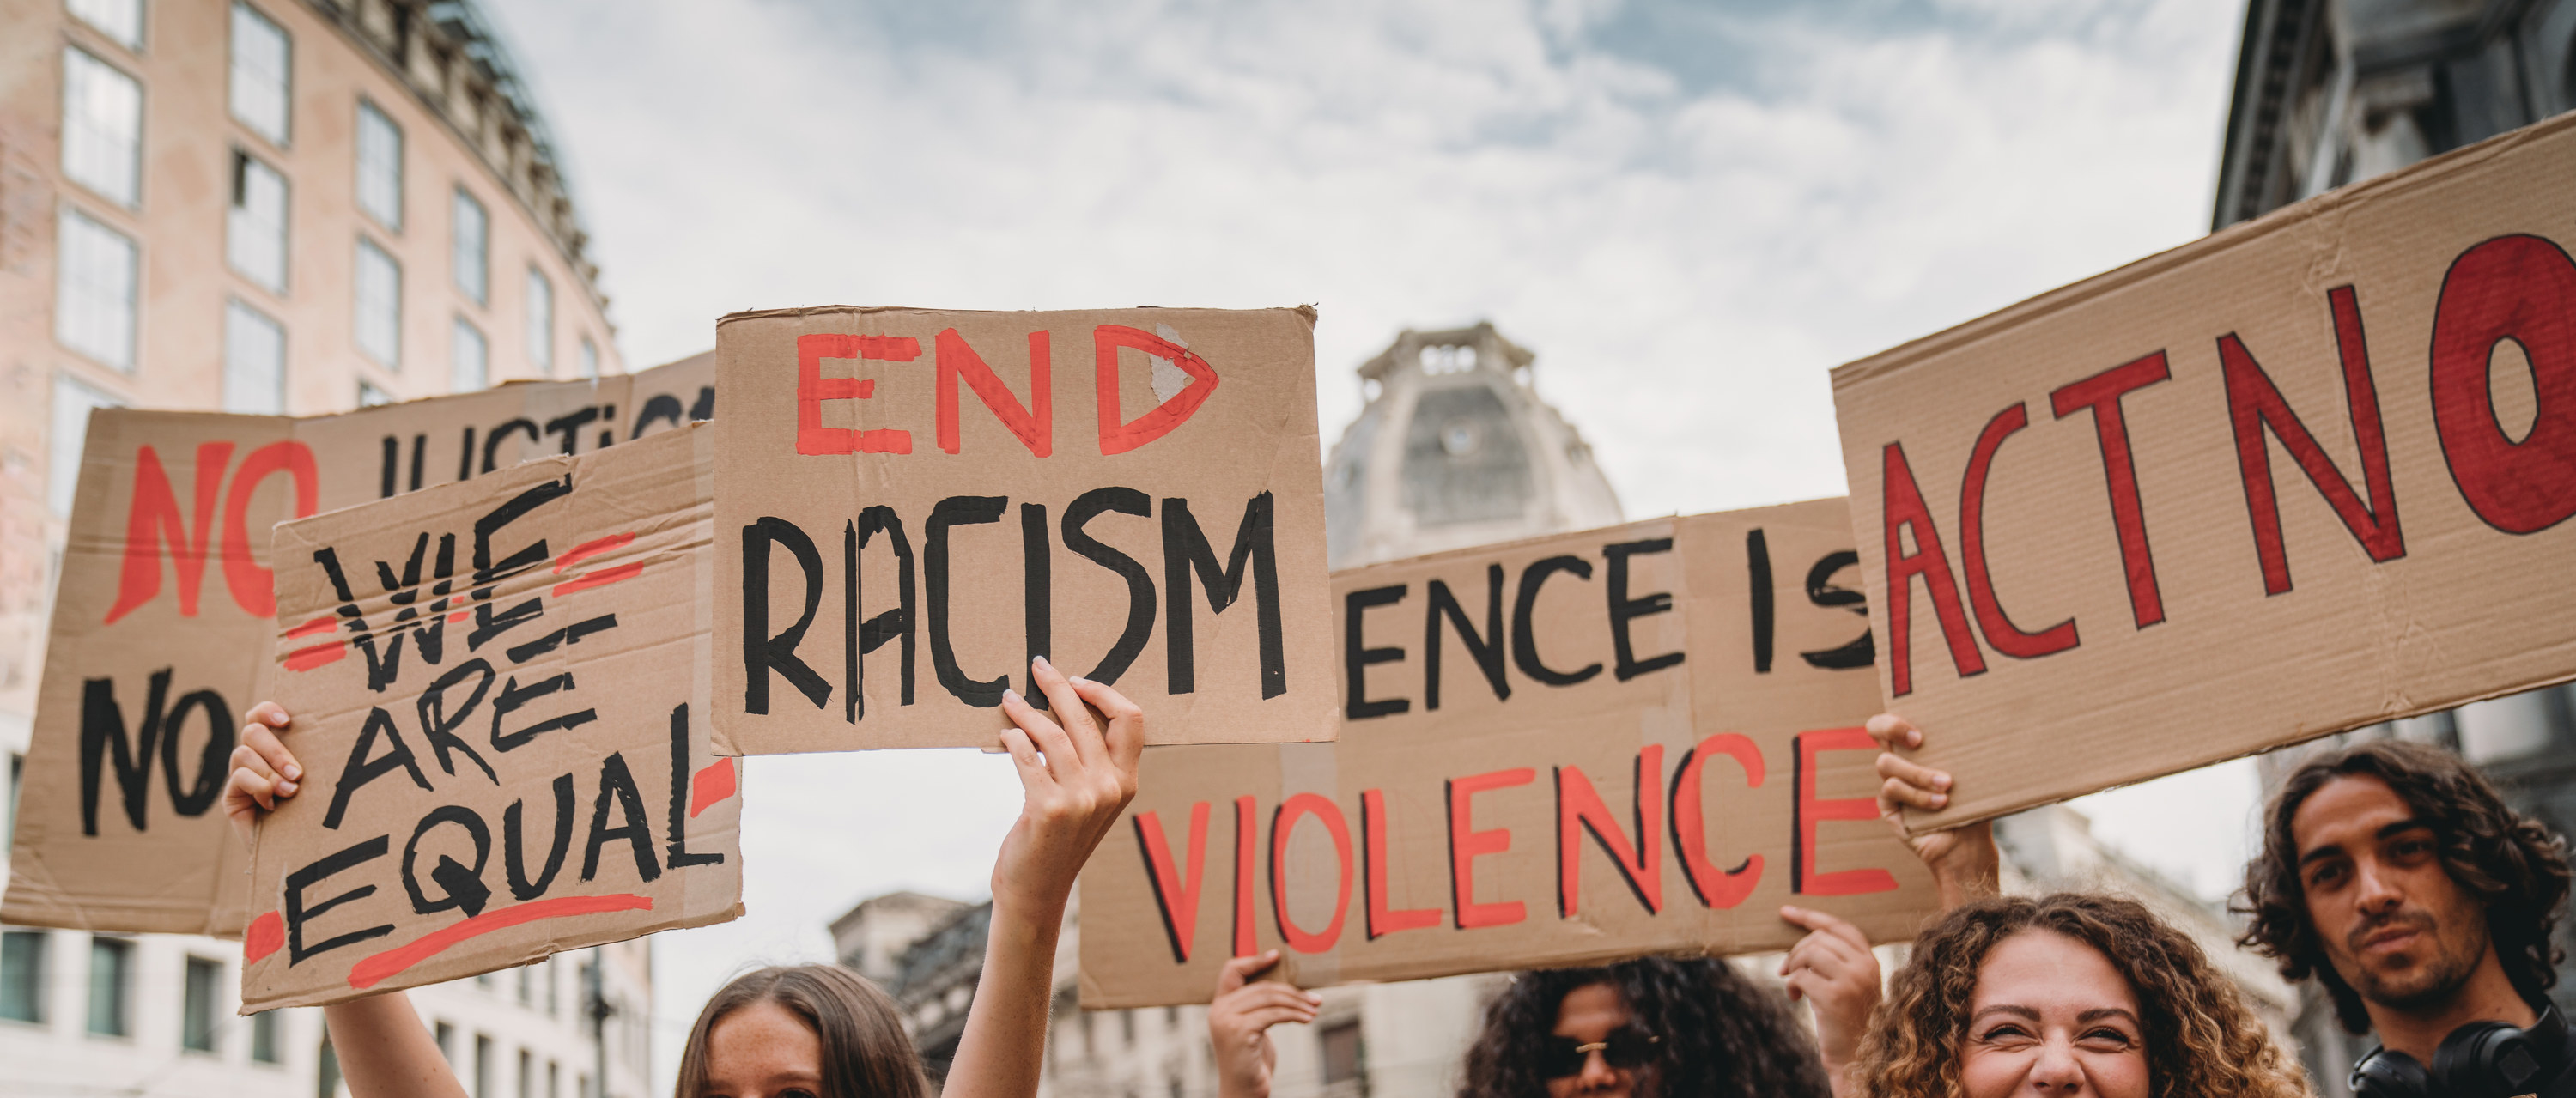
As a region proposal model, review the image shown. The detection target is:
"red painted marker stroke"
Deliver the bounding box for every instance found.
[690,758,737,818]
[555,532,635,573]
[348,894,653,989]
[285,615,347,670]
[244,911,285,963]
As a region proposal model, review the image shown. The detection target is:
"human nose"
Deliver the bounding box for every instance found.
[1576,1047,1623,1090]
[2353,858,2405,914]
[2026,1036,2087,1094]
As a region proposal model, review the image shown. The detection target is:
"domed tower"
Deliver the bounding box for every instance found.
[1324,323,1624,569]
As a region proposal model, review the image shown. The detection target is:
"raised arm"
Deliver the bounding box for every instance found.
[226,703,468,1098]
[941,656,1144,1098]
[1866,713,2001,910]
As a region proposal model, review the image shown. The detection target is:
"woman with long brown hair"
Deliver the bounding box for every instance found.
[1848,715,2310,1098]
[224,656,1139,1098]
[1848,892,2309,1098]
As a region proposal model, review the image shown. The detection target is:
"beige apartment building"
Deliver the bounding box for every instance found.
[0,1,646,1095]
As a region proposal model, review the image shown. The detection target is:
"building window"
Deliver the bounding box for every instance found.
[252,1008,280,1064]
[516,964,532,1004]
[55,206,138,370]
[578,337,597,379]
[452,188,487,303]
[1,930,44,1023]
[183,955,220,1052]
[223,299,285,414]
[227,149,289,292]
[451,317,487,392]
[228,2,289,146]
[355,236,401,367]
[87,936,131,1036]
[356,98,403,230]
[546,958,559,1016]
[474,1033,494,1098]
[547,1060,560,1098]
[1320,1019,1364,1090]
[61,47,141,208]
[319,1034,342,1098]
[434,1020,454,1063]
[518,1048,533,1098]
[49,373,120,518]
[358,379,392,407]
[68,0,144,50]
[525,267,553,374]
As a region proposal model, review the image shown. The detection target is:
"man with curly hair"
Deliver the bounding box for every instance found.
[2238,738,2576,1097]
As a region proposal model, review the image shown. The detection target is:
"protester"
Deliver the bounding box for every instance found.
[222,655,1140,1098]
[1209,948,1833,1098]
[2237,739,2576,1098]
[1850,715,2310,1098]
[1850,891,2311,1098]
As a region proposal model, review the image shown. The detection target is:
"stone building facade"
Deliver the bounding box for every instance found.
[0,1,643,1095]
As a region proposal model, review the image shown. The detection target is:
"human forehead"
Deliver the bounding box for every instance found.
[1971,929,2139,1016]
[704,1000,824,1082]
[2290,774,2419,857]
[1552,981,1631,1037]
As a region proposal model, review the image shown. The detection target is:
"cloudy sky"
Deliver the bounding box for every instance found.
[492,0,2259,1081]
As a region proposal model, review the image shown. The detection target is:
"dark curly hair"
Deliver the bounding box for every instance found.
[1455,955,1828,1098]
[2235,738,2572,1034]
[1852,892,2309,1098]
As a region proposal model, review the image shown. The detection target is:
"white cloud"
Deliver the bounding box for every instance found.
[488,0,2248,1083]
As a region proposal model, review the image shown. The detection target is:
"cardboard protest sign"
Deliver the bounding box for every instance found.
[1078,501,1935,1007]
[1831,112,2576,831]
[713,307,1337,754]
[3,358,716,935]
[240,424,739,1010]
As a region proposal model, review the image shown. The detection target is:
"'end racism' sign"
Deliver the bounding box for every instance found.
[3,357,714,936]
[1832,111,2576,831]
[242,425,739,1010]
[713,307,1338,754]
[1078,501,1935,1007]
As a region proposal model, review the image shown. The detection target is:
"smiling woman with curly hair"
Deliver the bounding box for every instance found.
[1849,893,2311,1098]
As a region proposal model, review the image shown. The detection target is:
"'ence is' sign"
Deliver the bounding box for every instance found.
[1832,112,2576,831]
[1078,501,1935,1007]
[3,358,714,936]
[713,307,1337,753]
[243,426,739,1010]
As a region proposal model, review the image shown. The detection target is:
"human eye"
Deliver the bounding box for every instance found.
[2304,859,2347,890]
[2079,1027,2136,1051]
[2390,834,2436,861]
[1975,1023,2036,1046]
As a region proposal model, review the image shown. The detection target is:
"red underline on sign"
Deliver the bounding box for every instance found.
[346,894,653,990]
[555,532,636,573]
[287,615,337,640]
[553,562,645,598]
[286,641,346,670]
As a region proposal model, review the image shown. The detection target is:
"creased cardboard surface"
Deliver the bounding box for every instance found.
[1078,501,1935,1007]
[3,359,716,935]
[240,425,740,1010]
[1829,111,2576,832]
[712,307,1337,754]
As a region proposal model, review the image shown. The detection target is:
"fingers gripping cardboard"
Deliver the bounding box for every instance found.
[1830,112,2576,832]
[240,426,740,1010]
[1077,501,1938,1007]
[711,307,1338,754]
[3,357,716,936]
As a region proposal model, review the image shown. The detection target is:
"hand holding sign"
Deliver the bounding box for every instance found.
[1865,714,1997,910]
[991,656,1144,917]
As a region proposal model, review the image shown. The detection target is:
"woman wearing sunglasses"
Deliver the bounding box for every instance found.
[1208,950,1832,1098]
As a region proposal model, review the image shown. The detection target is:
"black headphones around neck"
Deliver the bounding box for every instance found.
[2350,1001,2568,1098]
